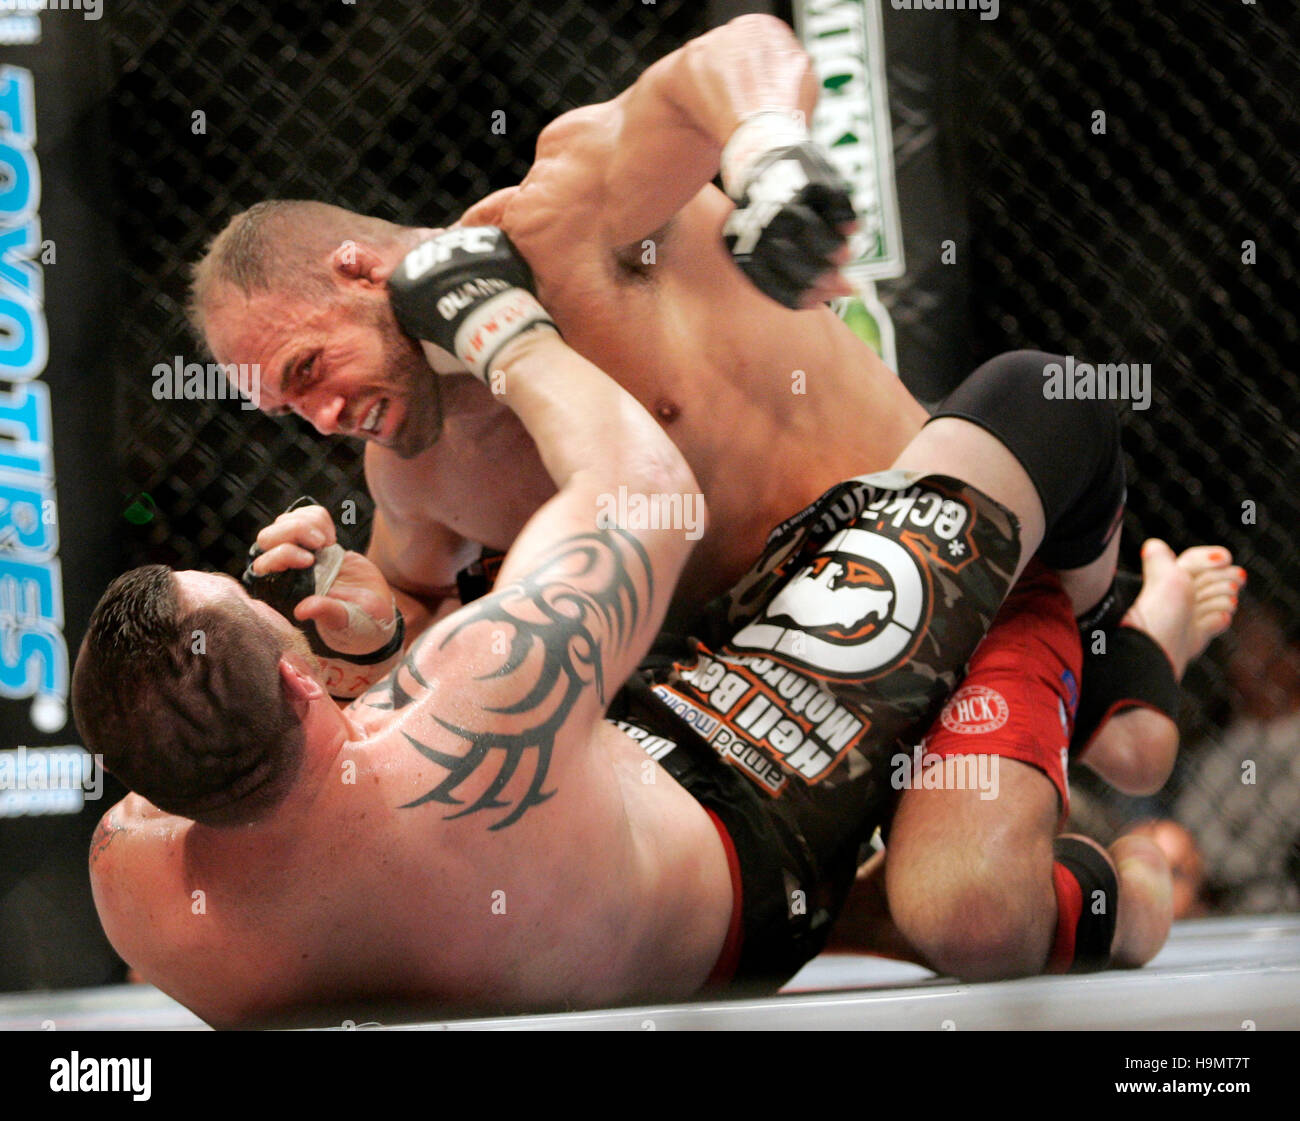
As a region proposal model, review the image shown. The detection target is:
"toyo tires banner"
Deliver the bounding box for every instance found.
[0,5,123,988]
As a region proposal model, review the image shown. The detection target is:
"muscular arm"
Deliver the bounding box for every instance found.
[489,330,703,625]
[362,332,704,829]
[489,14,817,248]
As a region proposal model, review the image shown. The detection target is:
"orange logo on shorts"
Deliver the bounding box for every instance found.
[940,685,1009,735]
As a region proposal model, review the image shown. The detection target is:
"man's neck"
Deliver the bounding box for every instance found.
[439,375,532,447]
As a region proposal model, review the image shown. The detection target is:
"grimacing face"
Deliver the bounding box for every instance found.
[206,281,444,459]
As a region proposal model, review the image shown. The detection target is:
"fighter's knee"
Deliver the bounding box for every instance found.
[900,888,1045,980]
[1083,707,1179,796]
[889,856,1052,981]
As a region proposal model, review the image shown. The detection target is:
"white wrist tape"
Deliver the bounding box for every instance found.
[313,543,346,596]
[452,289,558,384]
[316,594,403,700]
[721,109,810,197]
[313,547,394,647]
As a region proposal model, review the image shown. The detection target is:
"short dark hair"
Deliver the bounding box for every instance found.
[186,199,411,347]
[71,566,304,824]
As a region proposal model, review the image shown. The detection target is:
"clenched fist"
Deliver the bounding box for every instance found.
[243,498,405,697]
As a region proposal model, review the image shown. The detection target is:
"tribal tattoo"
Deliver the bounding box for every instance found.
[391,530,652,830]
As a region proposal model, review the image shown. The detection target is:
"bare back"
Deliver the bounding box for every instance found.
[91,715,723,1027]
[92,364,734,1026]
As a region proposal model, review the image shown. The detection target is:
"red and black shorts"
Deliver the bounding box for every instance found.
[610,469,1034,991]
[920,560,1082,827]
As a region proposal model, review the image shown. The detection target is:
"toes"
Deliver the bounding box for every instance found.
[1195,576,1243,603]
[1139,538,1194,611]
[1141,538,1179,578]
[1177,545,1233,575]
[1195,596,1237,635]
[1194,605,1233,630]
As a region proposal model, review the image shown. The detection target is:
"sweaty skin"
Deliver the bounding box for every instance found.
[89,335,733,1028]
[91,579,729,1027]
[88,323,1078,1026]
[397,16,925,611]
[393,173,926,611]
[203,17,926,622]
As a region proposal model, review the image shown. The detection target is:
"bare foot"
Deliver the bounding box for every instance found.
[1173,543,1247,659]
[1109,832,1175,968]
[1120,539,1245,679]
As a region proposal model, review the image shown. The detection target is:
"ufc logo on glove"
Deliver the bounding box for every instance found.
[403,227,502,280]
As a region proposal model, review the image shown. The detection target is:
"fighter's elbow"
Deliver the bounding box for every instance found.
[675,15,811,102]
[643,450,702,508]
[620,447,707,539]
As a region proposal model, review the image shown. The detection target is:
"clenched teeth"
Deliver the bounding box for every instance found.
[361,399,388,434]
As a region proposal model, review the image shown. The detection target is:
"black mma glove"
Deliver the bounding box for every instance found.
[242,496,404,698]
[388,226,557,382]
[720,111,857,310]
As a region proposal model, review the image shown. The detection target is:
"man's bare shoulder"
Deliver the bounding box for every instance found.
[89,796,194,922]
[533,101,618,166]
[90,794,183,864]
[89,799,195,971]
[87,795,311,1024]
[500,103,621,241]
[462,102,622,229]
